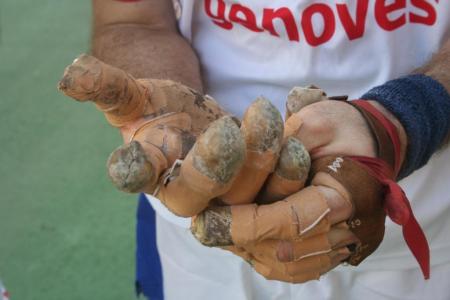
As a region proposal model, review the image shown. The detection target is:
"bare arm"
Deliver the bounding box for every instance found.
[415,39,450,93]
[92,0,203,91]
[367,39,450,158]
[415,39,450,146]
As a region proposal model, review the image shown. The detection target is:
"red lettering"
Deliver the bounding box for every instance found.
[203,0,439,45]
[336,0,369,40]
[262,8,300,42]
[204,0,233,30]
[410,0,437,25]
[375,0,406,31]
[229,4,263,32]
[301,4,336,47]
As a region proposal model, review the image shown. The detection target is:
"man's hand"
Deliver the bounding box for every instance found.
[192,88,415,283]
[286,100,375,158]
[58,54,289,218]
[59,54,247,217]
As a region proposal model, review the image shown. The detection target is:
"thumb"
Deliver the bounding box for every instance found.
[285,100,376,159]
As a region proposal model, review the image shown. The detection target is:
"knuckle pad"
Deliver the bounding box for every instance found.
[276,241,293,262]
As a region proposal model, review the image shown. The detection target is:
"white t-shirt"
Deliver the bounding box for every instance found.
[148,0,450,270]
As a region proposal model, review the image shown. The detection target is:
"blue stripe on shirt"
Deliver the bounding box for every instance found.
[136,193,164,300]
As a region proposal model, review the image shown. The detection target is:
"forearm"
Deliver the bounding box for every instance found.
[415,39,450,93]
[368,39,450,155]
[91,0,203,92]
[414,39,450,146]
[362,39,450,177]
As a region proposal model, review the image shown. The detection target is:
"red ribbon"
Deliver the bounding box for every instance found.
[349,100,430,279]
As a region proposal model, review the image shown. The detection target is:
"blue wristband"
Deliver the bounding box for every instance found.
[362,74,450,178]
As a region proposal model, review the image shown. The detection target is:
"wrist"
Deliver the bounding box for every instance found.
[362,74,450,178]
[367,101,408,170]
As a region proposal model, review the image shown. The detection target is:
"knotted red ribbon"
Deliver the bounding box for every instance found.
[349,100,430,279]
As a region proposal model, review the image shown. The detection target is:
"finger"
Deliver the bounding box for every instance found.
[192,159,356,247]
[276,226,357,262]
[257,137,310,205]
[284,103,335,153]
[328,226,359,250]
[245,223,355,263]
[137,79,227,136]
[228,246,298,278]
[276,234,331,262]
[157,116,245,217]
[191,206,233,246]
[58,54,150,127]
[192,183,348,246]
[252,253,330,283]
[285,100,377,158]
[221,98,284,205]
[252,248,350,283]
[281,247,350,275]
[284,252,332,274]
[108,113,194,193]
[235,182,354,244]
[328,247,352,268]
[285,86,328,119]
[59,54,227,131]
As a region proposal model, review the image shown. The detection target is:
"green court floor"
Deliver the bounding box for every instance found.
[0,1,138,299]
